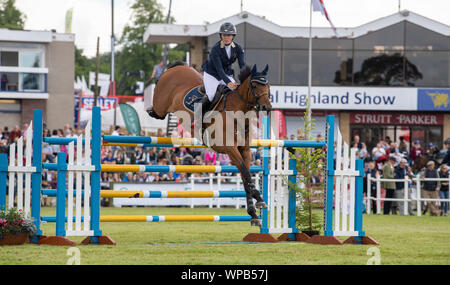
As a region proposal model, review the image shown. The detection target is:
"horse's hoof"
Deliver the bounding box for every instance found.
[255,201,268,209]
[251,219,262,227]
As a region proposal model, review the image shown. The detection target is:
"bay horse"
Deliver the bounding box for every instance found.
[147,62,272,226]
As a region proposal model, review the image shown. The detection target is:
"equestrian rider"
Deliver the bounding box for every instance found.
[199,22,246,118]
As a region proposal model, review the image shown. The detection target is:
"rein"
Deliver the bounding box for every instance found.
[221,79,269,112]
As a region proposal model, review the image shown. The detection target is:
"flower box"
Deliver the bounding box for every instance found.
[0,232,29,246]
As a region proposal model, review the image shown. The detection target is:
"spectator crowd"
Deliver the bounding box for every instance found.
[355,135,450,217]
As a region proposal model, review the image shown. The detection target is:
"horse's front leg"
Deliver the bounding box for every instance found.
[214,146,262,226]
[239,145,267,209]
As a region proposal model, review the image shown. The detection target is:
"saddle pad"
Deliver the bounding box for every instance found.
[183,85,205,113]
[183,85,223,114]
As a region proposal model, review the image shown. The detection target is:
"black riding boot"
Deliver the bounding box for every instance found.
[193,96,211,137]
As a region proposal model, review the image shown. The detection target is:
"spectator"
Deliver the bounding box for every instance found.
[372,143,386,161]
[151,60,165,83]
[123,172,134,182]
[9,125,21,143]
[425,142,439,163]
[1,74,8,90]
[382,157,397,215]
[364,161,379,213]
[442,138,450,166]
[147,147,158,164]
[115,150,125,164]
[385,136,392,145]
[21,123,29,137]
[438,164,449,217]
[205,150,216,165]
[352,135,362,150]
[42,142,55,163]
[359,143,369,161]
[111,126,121,136]
[421,161,440,216]
[218,153,230,166]
[394,158,414,215]
[135,147,147,165]
[102,151,116,165]
[410,140,423,162]
[0,138,8,154]
[1,126,8,139]
[399,136,408,153]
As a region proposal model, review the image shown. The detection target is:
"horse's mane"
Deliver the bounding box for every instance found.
[167,60,187,69]
[238,65,252,84]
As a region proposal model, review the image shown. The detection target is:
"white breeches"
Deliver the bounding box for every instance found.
[203,72,235,102]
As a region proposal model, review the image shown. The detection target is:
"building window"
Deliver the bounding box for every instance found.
[21,73,42,91]
[246,49,281,84]
[354,22,405,51]
[19,52,41,68]
[405,51,449,87]
[353,50,413,86]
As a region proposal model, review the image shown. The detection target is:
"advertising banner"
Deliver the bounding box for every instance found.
[269,86,417,110]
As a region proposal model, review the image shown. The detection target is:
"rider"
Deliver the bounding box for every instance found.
[198,22,246,120]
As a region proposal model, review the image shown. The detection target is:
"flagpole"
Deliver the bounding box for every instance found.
[306,0,313,138]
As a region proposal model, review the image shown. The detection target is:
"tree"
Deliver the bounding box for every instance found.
[0,0,26,29]
[115,0,166,95]
[116,0,187,95]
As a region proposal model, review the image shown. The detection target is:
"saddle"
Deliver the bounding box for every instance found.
[183,85,227,115]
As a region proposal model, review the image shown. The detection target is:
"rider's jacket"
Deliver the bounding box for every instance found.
[202,40,245,84]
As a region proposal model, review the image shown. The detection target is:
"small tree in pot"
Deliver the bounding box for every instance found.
[288,111,325,236]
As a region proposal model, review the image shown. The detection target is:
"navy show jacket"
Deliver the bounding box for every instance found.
[202,40,245,84]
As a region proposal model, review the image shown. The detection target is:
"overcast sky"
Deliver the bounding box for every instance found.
[15,0,450,57]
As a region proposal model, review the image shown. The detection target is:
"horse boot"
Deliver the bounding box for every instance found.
[246,194,261,227]
[247,181,268,209]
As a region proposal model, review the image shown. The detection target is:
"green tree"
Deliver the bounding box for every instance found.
[0,0,26,29]
[116,0,187,95]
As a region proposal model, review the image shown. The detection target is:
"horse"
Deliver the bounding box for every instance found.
[147,62,273,226]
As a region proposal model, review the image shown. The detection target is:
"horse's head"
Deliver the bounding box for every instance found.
[239,64,272,112]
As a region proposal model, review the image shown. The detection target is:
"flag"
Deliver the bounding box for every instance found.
[65,8,73,33]
[119,103,141,135]
[312,0,337,34]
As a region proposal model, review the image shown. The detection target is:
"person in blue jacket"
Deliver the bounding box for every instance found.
[199,22,245,118]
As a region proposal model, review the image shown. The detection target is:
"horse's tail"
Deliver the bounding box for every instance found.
[167,60,187,69]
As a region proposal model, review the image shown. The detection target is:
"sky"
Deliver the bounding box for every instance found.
[15,0,450,58]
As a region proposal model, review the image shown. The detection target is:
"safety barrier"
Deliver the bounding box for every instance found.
[0,107,377,245]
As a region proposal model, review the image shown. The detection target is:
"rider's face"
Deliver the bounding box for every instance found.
[221,34,234,45]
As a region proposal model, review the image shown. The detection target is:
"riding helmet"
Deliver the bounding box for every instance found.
[219,22,237,35]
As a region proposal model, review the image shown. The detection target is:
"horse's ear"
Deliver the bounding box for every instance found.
[262,64,269,74]
[251,64,257,75]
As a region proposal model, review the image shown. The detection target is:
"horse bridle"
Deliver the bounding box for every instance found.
[233,77,271,111]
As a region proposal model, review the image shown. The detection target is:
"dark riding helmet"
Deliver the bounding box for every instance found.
[219,22,237,35]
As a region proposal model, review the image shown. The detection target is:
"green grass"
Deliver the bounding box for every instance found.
[1,206,449,265]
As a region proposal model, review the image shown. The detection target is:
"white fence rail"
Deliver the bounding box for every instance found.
[366,174,450,216]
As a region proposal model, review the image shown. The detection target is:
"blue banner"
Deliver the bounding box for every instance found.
[417,88,450,111]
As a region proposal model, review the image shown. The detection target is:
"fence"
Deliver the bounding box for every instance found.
[366,174,450,216]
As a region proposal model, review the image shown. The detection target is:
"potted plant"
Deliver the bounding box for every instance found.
[288,110,325,237]
[0,207,37,246]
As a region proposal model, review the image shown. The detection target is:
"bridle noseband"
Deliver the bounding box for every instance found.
[231,77,270,111]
